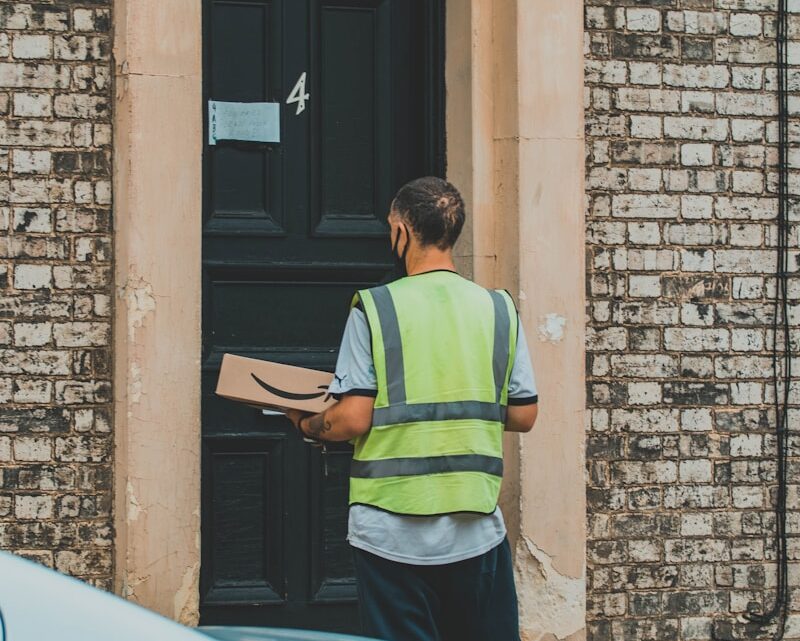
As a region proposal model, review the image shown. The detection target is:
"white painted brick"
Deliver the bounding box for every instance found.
[683,10,727,35]
[681,144,714,167]
[715,250,775,273]
[626,9,661,32]
[73,9,95,32]
[732,277,764,299]
[74,181,93,204]
[628,382,662,405]
[681,196,714,219]
[628,222,661,245]
[615,88,681,113]
[681,91,715,114]
[681,409,712,432]
[717,92,777,117]
[731,329,764,352]
[52,322,109,347]
[586,60,628,85]
[13,379,52,403]
[94,181,111,205]
[664,328,729,352]
[12,150,50,174]
[15,495,54,519]
[54,93,108,119]
[13,437,52,462]
[732,66,763,90]
[73,122,93,147]
[629,275,661,298]
[681,248,714,272]
[628,248,675,271]
[613,195,680,219]
[630,115,662,138]
[94,123,112,146]
[730,13,762,37]
[679,460,713,483]
[665,117,728,141]
[730,434,762,458]
[715,197,777,221]
[629,62,662,86]
[14,322,52,347]
[13,264,52,290]
[729,223,763,247]
[731,382,763,405]
[628,168,661,191]
[731,119,764,142]
[53,36,88,61]
[12,35,52,59]
[663,64,730,89]
[681,302,715,326]
[13,93,52,117]
[681,513,713,536]
[732,171,764,194]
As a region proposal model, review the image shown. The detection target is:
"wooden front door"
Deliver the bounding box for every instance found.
[200,0,444,632]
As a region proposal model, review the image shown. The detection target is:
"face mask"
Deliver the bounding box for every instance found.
[382,224,410,284]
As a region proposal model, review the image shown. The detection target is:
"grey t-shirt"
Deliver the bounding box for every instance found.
[330,303,538,565]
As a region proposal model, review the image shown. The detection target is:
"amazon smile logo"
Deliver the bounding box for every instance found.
[250,373,332,402]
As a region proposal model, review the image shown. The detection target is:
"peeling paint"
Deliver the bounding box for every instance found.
[538,313,566,344]
[129,361,143,404]
[117,274,156,341]
[174,562,200,626]
[121,570,149,601]
[127,480,142,523]
[515,536,585,641]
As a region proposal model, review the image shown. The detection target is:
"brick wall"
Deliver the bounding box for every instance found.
[585,2,799,639]
[0,2,113,588]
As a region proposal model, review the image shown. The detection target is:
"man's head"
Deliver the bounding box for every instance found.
[388,177,465,251]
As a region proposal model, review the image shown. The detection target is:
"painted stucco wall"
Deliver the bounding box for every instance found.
[448,2,588,640]
[112,0,202,624]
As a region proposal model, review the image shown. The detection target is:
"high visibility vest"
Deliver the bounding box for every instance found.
[349,270,518,516]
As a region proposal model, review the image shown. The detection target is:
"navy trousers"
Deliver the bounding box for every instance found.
[352,537,521,641]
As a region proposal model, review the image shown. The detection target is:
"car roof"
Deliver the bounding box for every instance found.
[0,551,207,641]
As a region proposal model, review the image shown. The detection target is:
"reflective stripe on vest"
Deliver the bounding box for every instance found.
[349,272,517,516]
[350,454,504,479]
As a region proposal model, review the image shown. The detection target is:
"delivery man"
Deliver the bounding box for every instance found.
[286,176,538,641]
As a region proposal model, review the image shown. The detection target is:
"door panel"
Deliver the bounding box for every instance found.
[203,438,285,606]
[201,0,444,631]
[207,0,283,235]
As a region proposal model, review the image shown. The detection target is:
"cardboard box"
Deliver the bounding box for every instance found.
[215,353,336,414]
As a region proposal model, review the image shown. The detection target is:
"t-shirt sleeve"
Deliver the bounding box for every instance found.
[507,315,538,405]
[328,307,378,399]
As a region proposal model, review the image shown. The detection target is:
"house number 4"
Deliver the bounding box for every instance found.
[287,72,310,115]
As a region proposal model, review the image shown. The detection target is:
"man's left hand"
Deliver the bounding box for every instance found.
[285,408,312,434]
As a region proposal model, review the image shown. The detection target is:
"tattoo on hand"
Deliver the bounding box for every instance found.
[305,410,333,438]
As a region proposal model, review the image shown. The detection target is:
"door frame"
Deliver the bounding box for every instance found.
[113,0,586,636]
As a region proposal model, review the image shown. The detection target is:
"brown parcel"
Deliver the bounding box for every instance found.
[215,353,336,414]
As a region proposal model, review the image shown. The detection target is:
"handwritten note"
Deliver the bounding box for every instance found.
[208,100,280,145]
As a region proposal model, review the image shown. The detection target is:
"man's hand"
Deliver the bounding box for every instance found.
[284,396,374,443]
[285,408,311,432]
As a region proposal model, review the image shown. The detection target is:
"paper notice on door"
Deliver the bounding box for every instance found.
[208,100,280,145]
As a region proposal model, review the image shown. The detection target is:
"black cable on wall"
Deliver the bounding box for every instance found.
[713,0,792,639]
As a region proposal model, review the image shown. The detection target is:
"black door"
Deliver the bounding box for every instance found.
[200,1,444,631]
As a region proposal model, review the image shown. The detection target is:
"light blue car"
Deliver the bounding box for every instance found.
[0,552,376,641]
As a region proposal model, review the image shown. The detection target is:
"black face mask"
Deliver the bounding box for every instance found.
[381,224,410,284]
